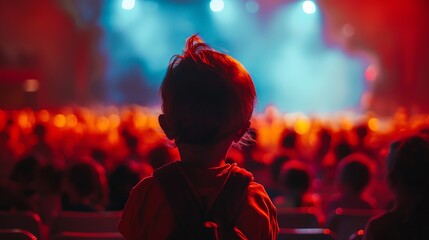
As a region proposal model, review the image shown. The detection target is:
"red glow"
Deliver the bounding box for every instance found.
[365,65,377,81]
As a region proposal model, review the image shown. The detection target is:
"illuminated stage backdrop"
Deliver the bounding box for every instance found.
[99,0,371,113]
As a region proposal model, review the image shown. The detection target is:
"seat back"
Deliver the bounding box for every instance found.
[0,229,37,240]
[326,208,380,240]
[50,211,122,238]
[348,230,364,240]
[0,211,42,239]
[277,208,320,228]
[278,228,336,240]
[54,232,124,240]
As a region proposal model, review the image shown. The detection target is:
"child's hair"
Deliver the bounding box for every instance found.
[337,153,373,193]
[161,34,256,145]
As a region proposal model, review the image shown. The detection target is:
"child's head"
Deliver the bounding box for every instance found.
[159,34,256,145]
[337,153,373,194]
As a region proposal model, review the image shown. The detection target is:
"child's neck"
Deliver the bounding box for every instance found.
[177,138,232,167]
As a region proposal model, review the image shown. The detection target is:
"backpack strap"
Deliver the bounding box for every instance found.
[207,164,253,238]
[154,161,252,240]
[153,161,206,239]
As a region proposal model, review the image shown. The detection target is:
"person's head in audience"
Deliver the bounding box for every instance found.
[63,160,108,211]
[334,137,353,162]
[364,134,429,240]
[10,155,39,197]
[278,160,313,207]
[107,163,140,210]
[270,153,291,185]
[9,155,40,210]
[387,134,429,211]
[147,143,173,170]
[337,153,373,195]
[280,130,298,149]
[158,34,256,165]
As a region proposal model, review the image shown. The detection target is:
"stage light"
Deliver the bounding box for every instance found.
[210,0,224,12]
[302,0,316,14]
[245,1,259,13]
[122,0,135,10]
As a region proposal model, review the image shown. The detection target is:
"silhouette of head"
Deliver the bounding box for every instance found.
[337,153,373,193]
[279,160,311,195]
[387,134,429,199]
[159,34,256,145]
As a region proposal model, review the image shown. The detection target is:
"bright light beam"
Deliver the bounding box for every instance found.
[210,0,225,12]
[122,0,135,10]
[302,1,316,14]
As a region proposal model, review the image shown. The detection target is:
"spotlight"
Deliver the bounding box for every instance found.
[302,0,316,14]
[122,0,135,10]
[210,0,224,12]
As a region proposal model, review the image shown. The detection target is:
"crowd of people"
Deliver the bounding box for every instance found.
[0,107,428,220]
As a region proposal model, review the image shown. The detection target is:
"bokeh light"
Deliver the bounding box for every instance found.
[210,0,224,12]
[302,1,316,14]
[122,0,135,10]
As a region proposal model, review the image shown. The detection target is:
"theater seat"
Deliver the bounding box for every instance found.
[277,207,321,228]
[348,229,364,240]
[0,211,42,239]
[326,208,381,240]
[53,232,124,240]
[0,229,37,240]
[277,228,336,240]
[50,211,122,238]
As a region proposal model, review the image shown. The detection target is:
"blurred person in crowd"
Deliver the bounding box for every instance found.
[147,143,173,170]
[34,164,63,224]
[326,153,376,215]
[364,134,429,240]
[62,160,108,211]
[266,153,291,199]
[31,123,55,164]
[274,160,320,208]
[107,163,140,211]
[120,129,144,163]
[9,155,40,210]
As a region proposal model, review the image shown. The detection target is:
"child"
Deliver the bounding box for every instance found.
[118,35,278,239]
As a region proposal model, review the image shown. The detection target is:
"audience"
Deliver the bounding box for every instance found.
[1,105,429,238]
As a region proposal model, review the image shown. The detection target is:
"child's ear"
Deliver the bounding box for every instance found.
[233,121,251,143]
[158,114,177,140]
